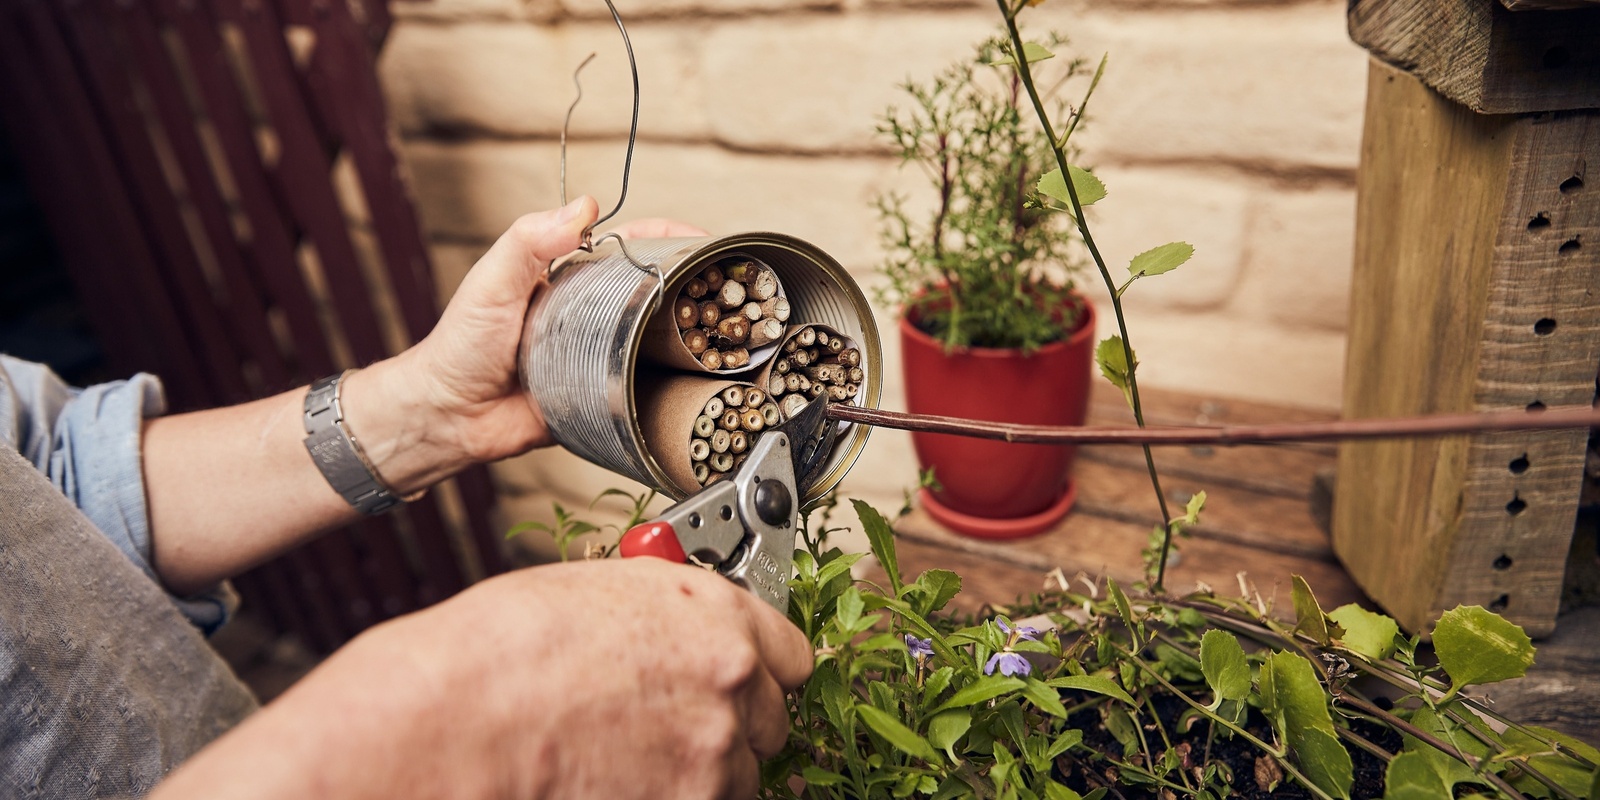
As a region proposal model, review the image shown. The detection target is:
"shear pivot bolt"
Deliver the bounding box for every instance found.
[754,479,792,526]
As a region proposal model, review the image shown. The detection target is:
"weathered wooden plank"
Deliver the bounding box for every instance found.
[1072,457,1335,561]
[1444,106,1600,628]
[893,506,1363,613]
[1336,61,1599,637]
[1084,387,1336,500]
[1349,0,1600,114]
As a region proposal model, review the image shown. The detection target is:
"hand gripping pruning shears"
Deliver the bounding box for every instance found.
[618,395,841,614]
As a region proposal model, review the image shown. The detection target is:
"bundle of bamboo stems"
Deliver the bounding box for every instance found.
[761,324,864,419]
[685,383,785,486]
[671,256,789,372]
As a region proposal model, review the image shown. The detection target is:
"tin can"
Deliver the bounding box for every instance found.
[518,232,881,503]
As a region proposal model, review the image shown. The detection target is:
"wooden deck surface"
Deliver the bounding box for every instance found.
[885,384,1364,617]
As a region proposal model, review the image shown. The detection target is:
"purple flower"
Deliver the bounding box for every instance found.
[985,651,1032,678]
[996,618,1041,642]
[904,635,934,660]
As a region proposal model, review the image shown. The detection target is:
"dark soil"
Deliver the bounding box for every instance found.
[1052,692,1401,800]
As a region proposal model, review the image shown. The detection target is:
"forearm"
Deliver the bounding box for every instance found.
[147,612,512,800]
[142,354,473,595]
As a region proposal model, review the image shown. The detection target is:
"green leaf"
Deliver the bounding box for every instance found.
[1095,337,1136,409]
[1502,726,1600,799]
[1434,605,1535,693]
[815,551,867,588]
[1022,678,1068,718]
[1291,575,1339,645]
[1045,729,1084,762]
[989,41,1056,67]
[1402,704,1490,789]
[856,703,940,762]
[923,666,955,707]
[1382,751,1453,800]
[1328,604,1399,660]
[1181,491,1206,527]
[1044,783,1084,800]
[1104,707,1140,755]
[1127,242,1194,279]
[1267,651,1338,738]
[836,587,864,632]
[853,499,902,595]
[926,709,972,761]
[1106,577,1143,646]
[930,676,1027,714]
[1295,726,1354,799]
[930,777,973,800]
[911,568,963,615]
[1199,630,1252,703]
[802,765,846,787]
[1046,675,1135,705]
[1037,166,1107,208]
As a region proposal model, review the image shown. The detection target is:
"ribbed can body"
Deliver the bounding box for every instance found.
[518,233,881,501]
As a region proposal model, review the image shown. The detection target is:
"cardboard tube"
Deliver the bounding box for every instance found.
[636,373,761,494]
[641,252,787,375]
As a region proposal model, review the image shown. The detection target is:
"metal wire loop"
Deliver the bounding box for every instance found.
[558,0,656,275]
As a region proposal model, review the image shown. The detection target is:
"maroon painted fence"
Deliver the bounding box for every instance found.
[0,0,506,653]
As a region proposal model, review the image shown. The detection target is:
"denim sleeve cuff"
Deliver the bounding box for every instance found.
[52,373,238,634]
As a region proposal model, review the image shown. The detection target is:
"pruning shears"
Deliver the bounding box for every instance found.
[619,395,841,614]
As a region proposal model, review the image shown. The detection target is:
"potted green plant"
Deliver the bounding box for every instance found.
[875,32,1097,539]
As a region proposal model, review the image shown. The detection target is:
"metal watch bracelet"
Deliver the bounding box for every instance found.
[302,370,422,515]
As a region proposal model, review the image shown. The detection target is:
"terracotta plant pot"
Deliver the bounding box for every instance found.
[900,298,1096,539]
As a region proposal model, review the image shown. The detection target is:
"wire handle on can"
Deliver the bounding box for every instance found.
[558,0,660,280]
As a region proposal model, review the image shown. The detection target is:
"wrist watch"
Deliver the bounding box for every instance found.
[302,370,421,515]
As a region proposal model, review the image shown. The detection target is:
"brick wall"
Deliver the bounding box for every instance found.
[381,0,1368,550]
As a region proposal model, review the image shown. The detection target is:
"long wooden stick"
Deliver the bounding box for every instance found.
[826,403,1600,446]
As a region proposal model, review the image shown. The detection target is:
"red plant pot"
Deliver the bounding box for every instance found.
[901,299,1096,539]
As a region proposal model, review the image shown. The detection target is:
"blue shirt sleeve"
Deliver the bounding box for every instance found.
[0,354,237,633]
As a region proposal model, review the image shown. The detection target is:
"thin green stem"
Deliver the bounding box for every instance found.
[1338,694,1531,800]
[995,0,1177,589]
[1112,642,1338,800]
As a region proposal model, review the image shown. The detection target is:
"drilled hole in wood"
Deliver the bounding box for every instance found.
[1543,46,1571,68]
[1527,213,1551,231]
[1494,554,1514,570]
[1506,495,1527,515]
[1489,594,1510,612]
[1560,175,1584,194]
[1560,237,1582,255]
[1509,454,1530,474]
[1527,401,1547,412]
[1535,318,1558,335]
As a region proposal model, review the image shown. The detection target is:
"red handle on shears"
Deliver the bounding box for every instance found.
[619,520,687,563]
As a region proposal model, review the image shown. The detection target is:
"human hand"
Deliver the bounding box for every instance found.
[343,201,707,493]
[151,559,813,800]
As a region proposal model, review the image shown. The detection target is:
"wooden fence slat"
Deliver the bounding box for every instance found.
[57,2,252,405]
[13,4,213,409]
[116,0,292,392]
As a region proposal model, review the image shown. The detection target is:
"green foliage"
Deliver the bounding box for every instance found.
[1433,605,1536,700]
[1198,630,1251,705]
[874,32,1090,352]
[1094,336,1135,409]
[1328,604,1399,660]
